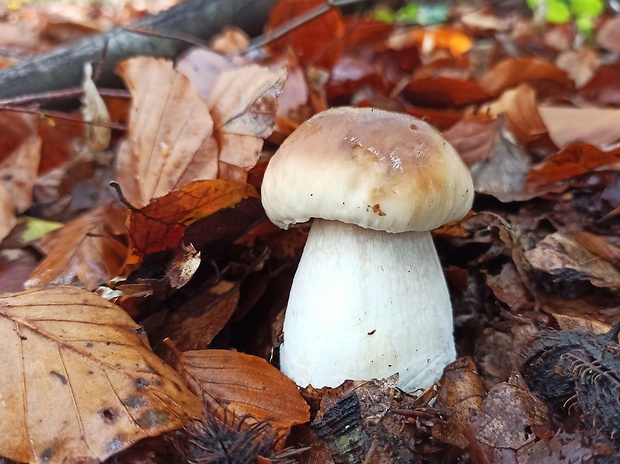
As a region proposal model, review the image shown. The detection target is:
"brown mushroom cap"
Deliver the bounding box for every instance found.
[261,107,474,233]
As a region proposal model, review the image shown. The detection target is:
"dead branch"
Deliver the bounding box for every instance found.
[0,0,278,101]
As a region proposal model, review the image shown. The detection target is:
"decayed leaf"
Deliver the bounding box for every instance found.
[538,106,620,148]
[524,229,620,288]
[115,57,219,208]
[469,373,551,461]
[25,204,128,290]
[444,118,499,166]
[0,286,203,464]
[127,179,259,261]
[388,27,473,56]
[479,57,572,97]
[433,358,485,452]
[81,62,111,151]
[0,112,41,241]
[596,16,620,53]
[177,349,310,430]
[207,65,286,182]
[525,143,620,191]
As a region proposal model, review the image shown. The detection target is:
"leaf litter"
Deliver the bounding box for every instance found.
[1,0,620,462]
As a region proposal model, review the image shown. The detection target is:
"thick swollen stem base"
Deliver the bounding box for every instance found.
[279,219,456,391]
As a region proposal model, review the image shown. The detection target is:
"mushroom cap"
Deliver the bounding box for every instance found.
[261,107,474,233]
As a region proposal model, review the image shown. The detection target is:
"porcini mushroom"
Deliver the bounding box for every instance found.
[261,107,473,391]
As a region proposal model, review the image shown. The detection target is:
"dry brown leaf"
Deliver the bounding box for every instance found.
[115,57,219,208]
[470,373,551,462]
[434,357,486,452]
[0,286,202,464]
[25,204,128,290]
[524,229,620,288]
[443,118,499,166]
[0,186,16,243]
[555,48,600,89]
[175,48,239,100]
[81,62,111,151]
[538,106,620,148]
[0,112,41,241]
[596,16,620,53]
[177,349,310,430]
[479,57,572,97]
[207,65,286,182]
[481,84,548,144]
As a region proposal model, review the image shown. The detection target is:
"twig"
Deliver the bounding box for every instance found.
[0,104,126,130]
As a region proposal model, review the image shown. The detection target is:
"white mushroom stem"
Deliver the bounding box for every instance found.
[279,218,456,391]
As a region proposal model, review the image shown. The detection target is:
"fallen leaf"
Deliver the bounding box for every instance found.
[538,106,620,148]
[555,48,600,89]
[596,15,620,53]
[481,84,548,144]
[434,357,486,452]
[443,118,499,166]
[175,48,238,100]
[176,349,310,430]
[127,179,259,262]
[81,63,111,151]
[524,229,620,288]
[0,286,202,464]
[266,0,345,69]
[0,111,41,241]
[388,27,473,56]
[470,373,552,462]
[207,65,286,182]
[525,143,620,191]
[577,61,620,107]
[25,204,128,290]
[479,57,573,97]
[115,57,219,208]
[485,263,534,312]
[404,77,489,107]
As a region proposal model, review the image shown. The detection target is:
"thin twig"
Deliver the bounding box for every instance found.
[246,0,367,53]
[0,87,130,107]
[110,181,141,212]
[0,104,126,130]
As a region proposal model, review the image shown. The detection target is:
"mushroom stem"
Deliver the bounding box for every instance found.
[280,218,456,391]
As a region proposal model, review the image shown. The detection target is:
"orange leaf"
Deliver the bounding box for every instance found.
[479,57,573,97]
[389,27,473,56]
[25,205,128,290]
[177,349,310,430]
[127,179,259,262]
[526,143,620,190]
[266,0,345,69]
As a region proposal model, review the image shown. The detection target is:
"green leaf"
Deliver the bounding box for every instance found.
[372,4,396,24]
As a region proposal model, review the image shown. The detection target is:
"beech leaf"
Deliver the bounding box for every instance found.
[177,349,310,430]
[127,179,259,262]
[25,205,128,291]
[0,286,202,464]
[115,57,219,208]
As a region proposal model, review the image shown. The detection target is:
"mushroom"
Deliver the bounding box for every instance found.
[261,107,474,391]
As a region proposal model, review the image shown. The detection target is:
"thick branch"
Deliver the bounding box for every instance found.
[0,0,277,100]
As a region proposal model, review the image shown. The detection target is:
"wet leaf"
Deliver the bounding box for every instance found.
[127,180,259,262]
[115,57,218,208]
[25,205,128,290]
[177,349,310,430]
[0,286,202,464]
